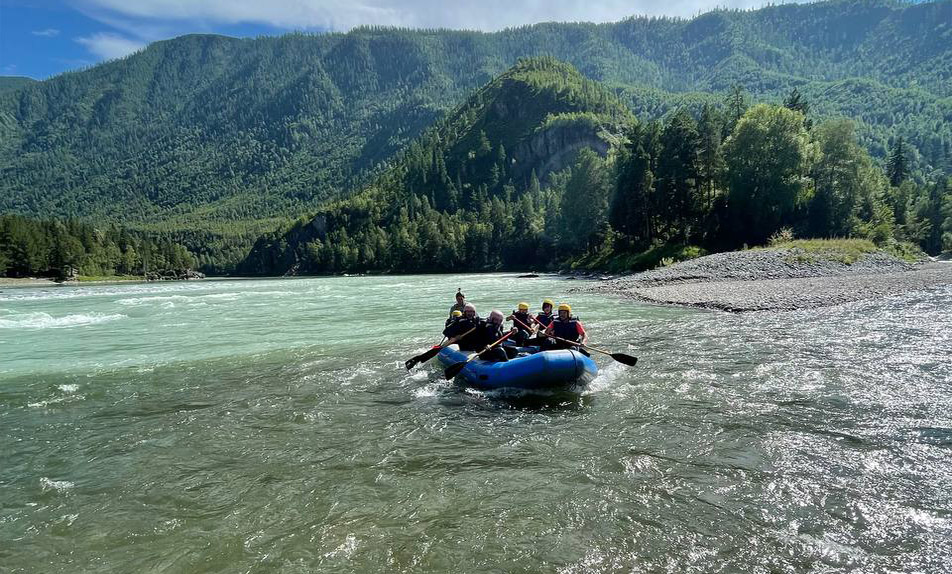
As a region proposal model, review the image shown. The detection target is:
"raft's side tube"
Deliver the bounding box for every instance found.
[437,345,597,390]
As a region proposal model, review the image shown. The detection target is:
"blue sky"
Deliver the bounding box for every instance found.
[1,0,816,80]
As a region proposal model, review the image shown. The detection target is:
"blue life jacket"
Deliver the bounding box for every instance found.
[550,317,581,342]
[535,312,554,327]
[511,311,532,332]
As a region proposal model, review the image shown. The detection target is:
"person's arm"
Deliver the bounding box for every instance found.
[576,322,588,345]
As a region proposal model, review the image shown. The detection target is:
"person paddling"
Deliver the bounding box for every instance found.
[475,310,516,362]
[535,299,556,329]
[506,302,533,346]
[443,303,479,347]
[445,309,463,327]
[542,303,588,352]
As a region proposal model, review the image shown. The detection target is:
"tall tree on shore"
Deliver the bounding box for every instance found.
[657,109,702,241]
[724,104,811,245]
[725,85,749,135]
[611,122,657,246]
[560,148,611,253]
[697,103,724,211]
[887,136,910,187]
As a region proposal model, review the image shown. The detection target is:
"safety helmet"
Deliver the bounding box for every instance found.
[451,310,462,317]
[558,303,571,312]
[542,299,554,307]
[517,302,529,311]
[463,303,477,315]
[488,310,504,324]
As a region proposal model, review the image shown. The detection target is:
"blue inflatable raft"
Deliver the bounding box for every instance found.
[436,344,598,390]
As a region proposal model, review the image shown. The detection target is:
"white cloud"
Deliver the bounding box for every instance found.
[79,0,813,32]
[32,28,61,37]
[76,33,147,60]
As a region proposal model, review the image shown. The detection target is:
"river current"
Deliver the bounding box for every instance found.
[1,274,950,573]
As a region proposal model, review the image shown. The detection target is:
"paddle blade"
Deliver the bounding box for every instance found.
[610,353,638,367]
[443,361,467,380]
[405,346,442,370]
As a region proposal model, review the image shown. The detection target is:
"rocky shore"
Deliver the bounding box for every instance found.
[582,248,952,312]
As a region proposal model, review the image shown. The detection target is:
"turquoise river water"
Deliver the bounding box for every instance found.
[1,274,951,573]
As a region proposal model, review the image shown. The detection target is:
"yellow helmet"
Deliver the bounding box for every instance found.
[452,310,462,317]
[517,302,529,311]
[558,303,571,312]
[542,299,554,307]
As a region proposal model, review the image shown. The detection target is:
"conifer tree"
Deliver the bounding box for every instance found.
[887,137,909,187]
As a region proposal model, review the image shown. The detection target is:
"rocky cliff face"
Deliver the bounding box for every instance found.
[512,122,613,183]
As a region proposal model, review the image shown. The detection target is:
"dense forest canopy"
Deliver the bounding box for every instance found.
[0,214,196,280]
[237,58,952,277]
[0,0,950,272]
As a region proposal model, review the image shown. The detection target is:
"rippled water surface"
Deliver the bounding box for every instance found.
[1,275,950,572]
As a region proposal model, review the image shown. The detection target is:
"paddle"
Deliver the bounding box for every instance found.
[404,327,476,370]
[443,329,515,380]
[403,337,445,371]
[513,315,638,367]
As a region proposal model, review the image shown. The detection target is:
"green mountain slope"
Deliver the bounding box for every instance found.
[1,0,949,270]
[0,77,37,95]
[237,57,631,274]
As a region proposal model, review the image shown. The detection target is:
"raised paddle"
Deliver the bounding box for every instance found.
[443,329,515,380]
[513,315,638,367]
[405,327,476,370]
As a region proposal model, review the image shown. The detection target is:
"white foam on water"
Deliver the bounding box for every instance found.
[39,477,74,493]
[55,513,79,527]
[412,381,445,398]
[584,360,627,395]
[57,384,79,393]
[28,396,67,408]
[322,534,358,559]
[0,312,126,329]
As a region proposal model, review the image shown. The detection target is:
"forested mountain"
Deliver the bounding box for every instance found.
[238,57,631,274]
[0,77,37,95]
[238,57,952,275]
[1,0,950,271]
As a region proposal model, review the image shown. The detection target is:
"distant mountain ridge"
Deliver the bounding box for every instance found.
[238,57,631,275]
[0,0,949,270]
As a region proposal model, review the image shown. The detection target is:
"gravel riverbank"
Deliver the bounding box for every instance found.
[582,248,952,312]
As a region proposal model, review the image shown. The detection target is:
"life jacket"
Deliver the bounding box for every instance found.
[550,317,581,342]
[479,320,504,344]
[460,319,502,352]
[443,316,478,339]
[512,311,532,332]
[535,311,554,327]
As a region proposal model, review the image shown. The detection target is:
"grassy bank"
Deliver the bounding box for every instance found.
[763,238,924,264]
[568,238,925,275]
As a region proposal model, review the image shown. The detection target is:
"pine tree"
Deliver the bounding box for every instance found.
[887,137,909,187]
[783,87,812,130]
